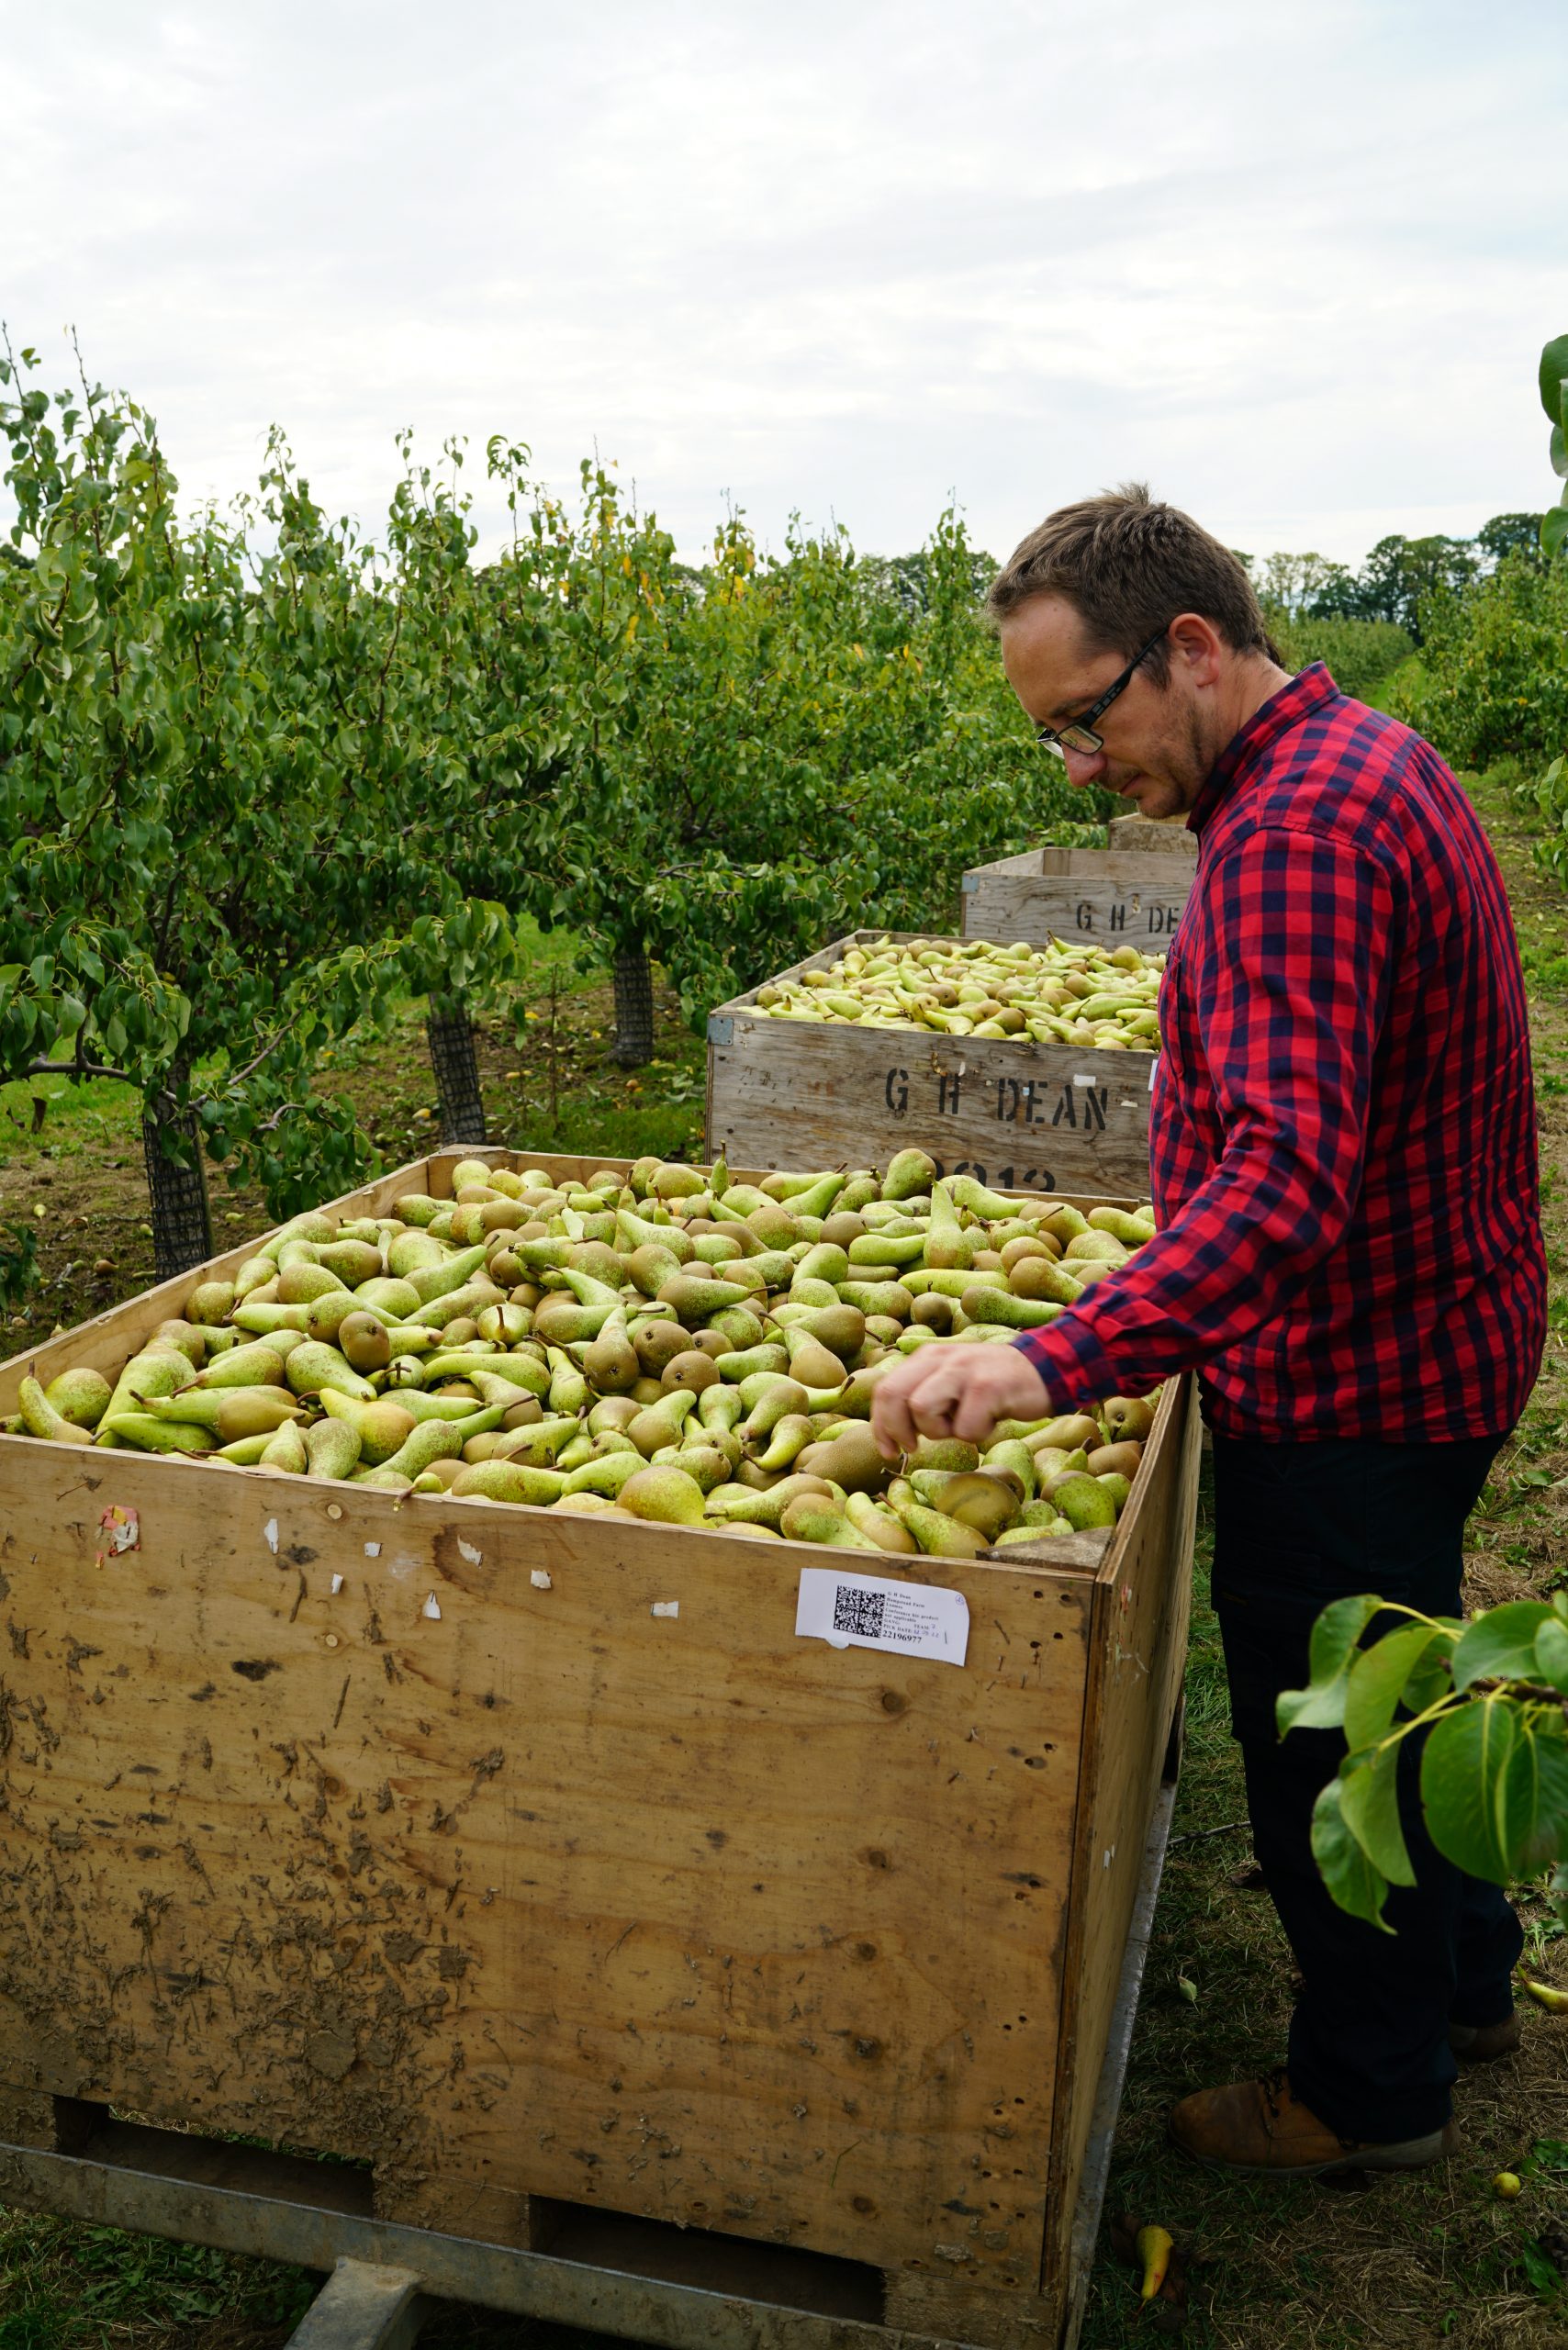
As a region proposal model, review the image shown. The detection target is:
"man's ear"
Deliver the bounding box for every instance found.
[1168,611,1224,688]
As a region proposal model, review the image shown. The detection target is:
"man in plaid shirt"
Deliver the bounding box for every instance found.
[873,487,1546,2179]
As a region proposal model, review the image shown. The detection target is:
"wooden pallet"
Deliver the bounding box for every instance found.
[0,1148,1201,2348]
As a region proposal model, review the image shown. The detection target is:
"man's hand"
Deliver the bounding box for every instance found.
[871,1341,1052,1460]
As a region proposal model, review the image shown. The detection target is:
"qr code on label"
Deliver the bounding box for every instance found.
[833,1584,885,1638]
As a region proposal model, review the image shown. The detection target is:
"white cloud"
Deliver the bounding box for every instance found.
[4,0,1562,567]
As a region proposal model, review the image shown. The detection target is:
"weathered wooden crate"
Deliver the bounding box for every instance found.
[0,1148,1199,2350]
[961,846,1194,950]
[707,933,1155,1196]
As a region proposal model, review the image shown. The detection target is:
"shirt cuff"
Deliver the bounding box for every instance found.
[1010,1314,1124,1407]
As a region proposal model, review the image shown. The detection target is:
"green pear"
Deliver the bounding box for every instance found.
[189,1340,288,1390]
[738,1378,810,1446]
[216,1431,278,1465]
[715,1344,790,1383]
[707,1304,767,1348]
[932,1472,1019,1541]
[561,1450,646,1499]
[448,1460,566,1504]
[260,1420,309,1473]
[961,1286,1066,1331]
[806,1423,890,1494]
[306,1421,363,1480]
[981,1438,1037,1500]
[657,1272,754,1324]
[1086,1440,1143,1480]
[909,1436,980,1474]
[1103,1395,1158,1441]
[835,1281,913,1320]
[697,1383,745,1434]
[588,1393,643,1434]
[376,1419,469,1483]
[628,1391,698,1458]
[781,1327,847,1392]
[18,1376,95,1445]
[285,1343,375,1402]
[1087,1206,1155,1248]
[406,1245,489,1304]
[316,1238,385,1284]
[276,1260,346,1306]
[1020,1499,1072,1530]
[753,1413,815,1472]
[779,1495,880,1550]
[795,1241,850,1287]
[844,1492,918,1552]
[147,1388,299,1442]
[232,1253,277,1300]
[1049,1473,1118,1530]
[893,1500,984,1559]
[233,1301,312,1336]
[1096,1473,1133,1515]
[584,1315,642,1393]
[659,1442,730,1494]
[386,1229,446,1275]
[185,1279,236,1325]
[99,1411,216,1455]
[318,1391,419,1464]
[881,1148,936,1201]
[259,1211,337,1262]
[43,1367,113,1430]
[618,1465,706,1525]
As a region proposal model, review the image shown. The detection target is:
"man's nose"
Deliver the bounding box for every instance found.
[1062,744,1108,789]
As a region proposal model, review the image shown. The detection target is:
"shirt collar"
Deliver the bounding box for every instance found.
[1186,663,1339,836]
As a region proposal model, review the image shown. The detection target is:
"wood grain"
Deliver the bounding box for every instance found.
[961,849,1193,950]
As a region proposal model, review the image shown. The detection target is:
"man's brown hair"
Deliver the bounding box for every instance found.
[987,482,1282,679]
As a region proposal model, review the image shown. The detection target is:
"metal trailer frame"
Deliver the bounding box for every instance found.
[0,1749,1178,2350]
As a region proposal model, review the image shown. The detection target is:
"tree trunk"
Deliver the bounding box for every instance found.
[141,1068,213,1281]
[612,943,655,1068]
[426,995,488,1145]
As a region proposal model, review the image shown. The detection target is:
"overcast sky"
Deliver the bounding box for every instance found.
[6,1,1564,569]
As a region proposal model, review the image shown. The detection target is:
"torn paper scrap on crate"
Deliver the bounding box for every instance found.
[95,1505,140,1567]
[795,1568,969,1666]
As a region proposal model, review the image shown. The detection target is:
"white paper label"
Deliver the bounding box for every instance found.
[795,1568,969,1666]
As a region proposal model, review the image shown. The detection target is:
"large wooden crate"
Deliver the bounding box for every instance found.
[961,846,1194,950]
[0,1148,1199,2350]
[707,933,1155,1196]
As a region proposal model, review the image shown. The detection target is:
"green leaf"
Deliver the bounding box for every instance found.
[1536,1617,1568,1694]
[1277,1595,1386,1735]
[1338,1743,1417,1887]
[1545,506,1568,561]
[1311,1775,1394,1931]
[1452,1602,1553,1691]
[1343,1620,1450,1748]
[1552,422,1568,481]
[1421,1698,1568,1882]
[1519,2237,1562,2300]
[1540,334,1568,429]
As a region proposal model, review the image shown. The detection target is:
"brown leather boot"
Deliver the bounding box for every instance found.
[1168,2067,1460,2177]
[1449,2013,1522,2065]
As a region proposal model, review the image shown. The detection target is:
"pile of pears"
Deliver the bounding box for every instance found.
[5,1152,1160,1561]
[754,935,1163,1049]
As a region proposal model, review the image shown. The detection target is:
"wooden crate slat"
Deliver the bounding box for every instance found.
[961,848,1194,949]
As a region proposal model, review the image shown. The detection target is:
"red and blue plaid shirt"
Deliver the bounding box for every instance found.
[1014,664,1547,1442]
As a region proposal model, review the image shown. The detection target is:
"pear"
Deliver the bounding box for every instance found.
[1087,1205,1155,1248]
[377,1419,469,1482]
[234,1301,311,1336]
[781,1327,847,1392]
[618,1465,706,1526]
[1086,1440,1144,1481]
[476,1303,532,1347]
[753,1413,815,1472]
[561,1451,646,1499]
[795,1241,850,1287]
[185,1279,236,1325]
[188,1340,287,1391]
[663,1443,730,1494]
[43,1367,113,1430]
[449,1460,567,1505]
[628,1391,698,1459]
[697,1382,745,1435]
[844,1492,918,1553]
[1033,1414,1102,1453]
[981,1438,1037,1499]
[1096,1473,1133,1515]
[588,1393,643,1435]
[1019,1499,1073,1531]
[704,1472,832,1530]
[962,1286,1066,1331]
[285,1343,375,1403]
[881,1148,936,1201]
[584,1317,642,1393]
[649,1162,705,1201]
[910,1295,954,1333]
[306,1420,363,1480]
[806,1423,890,1494]
[18,1376,95,1445]
[933,1472,1020,1541]
[738,1378,810,1447]
[406,1244,489,1304]
[547,1358,590,1416]
[260,1420,309,1473]
[894,1500,985,1559]
[1007,1256,1084,1305]
[147,1388,299,1442]
[715,1344,790,1383]
[491,1416,581,1467]
[779,1495,880,1550]
[261,1212,339,1262]
[618,1207,694,1262]
[554,1492,617,1516]
[1064,1230,1127,1266]
[318,1391,418,1464]
[633,1319,693,1376]
[276,1259,347,1306]
[335,1312,394,1374]
[794,1303,866,1360]
[388,1220,445,1263]
[1049,1473,1118,1531]
[708,1304,767,1349]
[1103,1395,1158,1442]
[657,1273,753,1324]
[216,1431,278,1465]
[909,1436,980,1474]
[102,1347,192,1427]
[662,1348,720,1393]
[836,1281,913,1321]
[100,1411,217,1455]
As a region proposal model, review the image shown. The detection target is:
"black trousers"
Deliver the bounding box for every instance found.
[1211,1433,1524,2143]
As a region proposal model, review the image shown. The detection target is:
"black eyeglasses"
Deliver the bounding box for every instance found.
[1034,625,1169,755]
